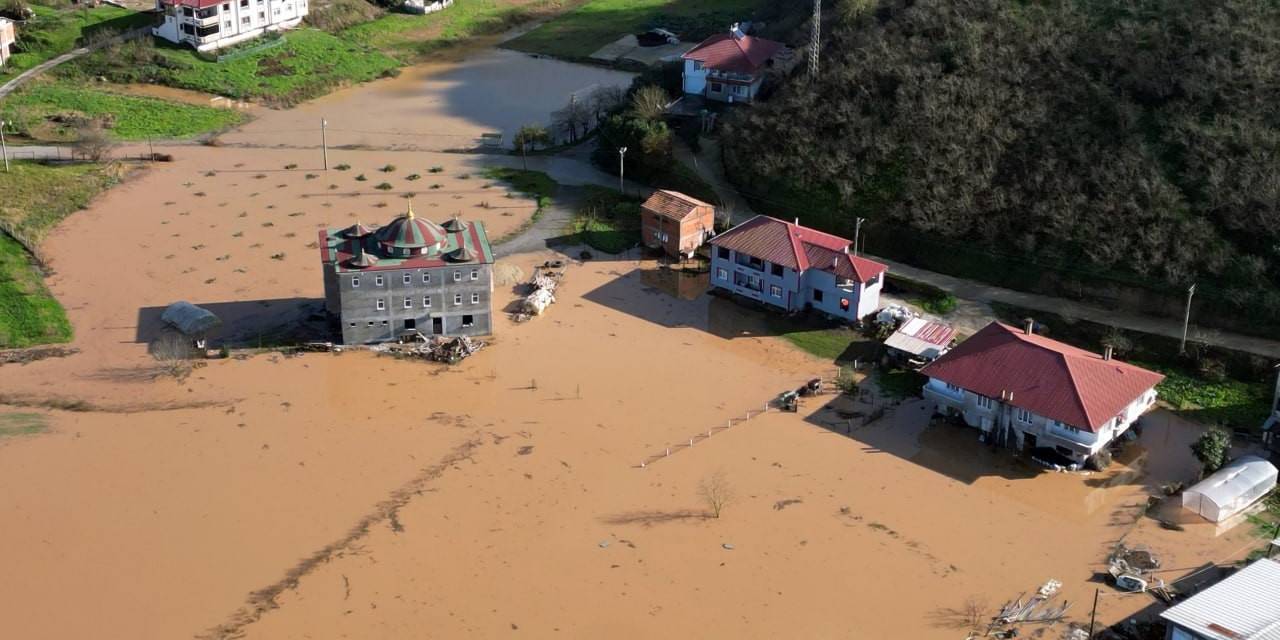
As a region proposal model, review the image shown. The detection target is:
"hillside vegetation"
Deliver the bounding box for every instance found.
[724,0,1280,333]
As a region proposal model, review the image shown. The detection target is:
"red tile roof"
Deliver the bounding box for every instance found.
[682,32,784,74]
[919,322,1164,431]
[642,190,715,221]
[710,215,887,283]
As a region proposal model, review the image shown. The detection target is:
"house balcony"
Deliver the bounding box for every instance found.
[707,69,755,83]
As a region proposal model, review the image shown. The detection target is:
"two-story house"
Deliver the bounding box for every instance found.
[153,0,307,51]
[0,18,15,68]
[708,215,887,321]
[681,25,786,104]
[319,205,494,344]
[920,321,1164,469]
[640,189,715,259]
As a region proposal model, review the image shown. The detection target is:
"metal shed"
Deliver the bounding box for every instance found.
[1182,455,1278,523]
[160,301,221,348]
[1160,558,1280,640]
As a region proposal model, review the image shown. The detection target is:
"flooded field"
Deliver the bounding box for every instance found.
[0,45,1263,639]
[220,48,636,151]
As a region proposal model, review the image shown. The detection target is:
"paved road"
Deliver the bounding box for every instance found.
[0,26,150,101]
[672,138,1280,359]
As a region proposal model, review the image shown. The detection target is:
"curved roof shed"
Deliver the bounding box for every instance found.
[1182,455,1278,523]
[161,301,222,336]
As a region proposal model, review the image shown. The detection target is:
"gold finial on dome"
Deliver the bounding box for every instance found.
[406,200,415,219]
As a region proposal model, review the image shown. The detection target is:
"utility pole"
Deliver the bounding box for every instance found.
[320,118,329,170]
[0,120,9,172]
[1088,587,1099,638]
[1180,282,1196,354]
[520,136,528,171]
[147,135,154,162]
[808,0,821,80]
[852,217,866,256]
[618,146,628,195]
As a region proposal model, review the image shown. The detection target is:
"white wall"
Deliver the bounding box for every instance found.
[924,376,1158,464]
[682,59,707,95]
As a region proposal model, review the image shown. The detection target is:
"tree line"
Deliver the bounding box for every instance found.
[722,0,1280,332]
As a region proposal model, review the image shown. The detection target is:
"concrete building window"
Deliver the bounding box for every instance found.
[710,82,723,93]
[403,273,412,285]
[376,299,385,311]
[976,395,993,410]
[403,297,412,309]
[770,285,782,298]
[423,296,431,308]
[717,246,729,259]
[945,382,961,393]
[771,263,783,276]
[375,275,384,286]
[462,315,474,327]
[1017,408,1032,423]
[716,267,728,280]
[222,2,230,9]
[470,269,478,281]
[367,321,374,327]
[240,0,248,6]
[812,289,824,302]
[422,272,430,283]
[240,16,250,25]
[258,11,265,18]
[471,292,480,304]
[349,322,356,327]
[351,276,359,287]
[453,270,461,282]
[453,293,462,305]
[224,21,231,29]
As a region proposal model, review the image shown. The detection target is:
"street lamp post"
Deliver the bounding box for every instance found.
[320,118,329,171]
[0,120,9,172]
[1180,283,1196,354]
[618,146,628,195]
[852,217,866,256]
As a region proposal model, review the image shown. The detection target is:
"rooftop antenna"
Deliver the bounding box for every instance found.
[808,0,821,80]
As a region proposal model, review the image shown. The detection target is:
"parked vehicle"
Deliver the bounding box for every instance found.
[637,28,679,46]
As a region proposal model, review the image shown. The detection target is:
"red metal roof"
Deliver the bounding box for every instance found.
[682,32,784,74]
[710,215,887,283]
[919,322,1165,431]
[642,190,715,221]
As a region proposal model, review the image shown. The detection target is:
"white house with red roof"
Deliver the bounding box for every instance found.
[681,25,786,104]
[0,18,15,68]
[709,215,887,321]
[153,0,307,51]
[920,321,1164,468]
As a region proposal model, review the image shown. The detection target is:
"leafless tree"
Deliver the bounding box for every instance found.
[150,332,195,380]
[551,96,591,144]
[698,469,735,518]
[589,85,626,122]
[962,596,989,628]
[74,121,116,162]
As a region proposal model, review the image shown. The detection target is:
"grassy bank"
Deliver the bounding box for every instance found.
[0,5,148,81]
[70,29,399,106]
[341,0,568,61]
[1,80,246,141]
[0,161,123,348]
[505,0,766,60]
[570,186,639,254]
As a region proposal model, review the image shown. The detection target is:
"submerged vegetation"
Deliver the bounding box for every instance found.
[0,81,246,141]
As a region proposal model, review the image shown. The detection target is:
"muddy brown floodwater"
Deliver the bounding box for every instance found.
[221,48,637,151]
[0,46,1261,640]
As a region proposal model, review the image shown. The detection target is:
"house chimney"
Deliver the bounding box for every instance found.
[794,217,800,226]
[1104,345,1114,361]
[1023,318,1034,335]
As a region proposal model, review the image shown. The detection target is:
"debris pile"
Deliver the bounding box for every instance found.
[513,261,566,322]
[383,335,485,364]
[988,579,1071,634]
[1107,544,1166,596]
